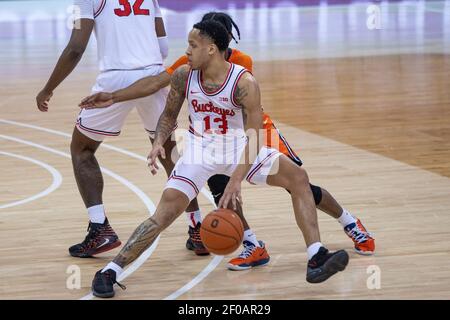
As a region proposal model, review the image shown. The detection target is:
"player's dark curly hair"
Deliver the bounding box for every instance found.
[201,12,241,44]
[193,20,230,52]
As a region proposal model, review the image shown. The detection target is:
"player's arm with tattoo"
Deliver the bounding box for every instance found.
[147,65,190,175]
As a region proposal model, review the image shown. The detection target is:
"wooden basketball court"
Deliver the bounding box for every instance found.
[1,0,449,299]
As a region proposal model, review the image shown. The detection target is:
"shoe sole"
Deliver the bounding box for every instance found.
[194,250,210,256]
[355,248,374,256]
[187,239,210,256]
[306,250,349,284]
[70,240,122,258]
[227,257,270,271]
[92,289,115,298]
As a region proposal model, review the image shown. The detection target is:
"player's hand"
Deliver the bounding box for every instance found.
[36,89,53,112]
[147,144,166,175]
[79,92,114,109]
[218,179,243,211]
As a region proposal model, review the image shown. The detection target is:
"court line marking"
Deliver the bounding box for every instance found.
[0,134,159,299]
[0,150,63,209]
[163,255,223,300]
[0,119,223,299]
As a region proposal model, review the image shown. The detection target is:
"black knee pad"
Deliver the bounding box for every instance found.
[309,183,322,205]
[207,174,230,205]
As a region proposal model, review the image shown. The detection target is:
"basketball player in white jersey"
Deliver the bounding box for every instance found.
[90,20,349,298]
[35,0,205,258]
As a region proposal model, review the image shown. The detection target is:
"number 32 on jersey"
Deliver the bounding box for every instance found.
[114,0,150,17]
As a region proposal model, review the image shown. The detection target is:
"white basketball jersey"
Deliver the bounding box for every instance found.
[77,0,163,71]
[186,63,249,143]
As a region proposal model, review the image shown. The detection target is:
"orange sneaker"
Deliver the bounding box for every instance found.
[344,219,375,255]
[227,240,270,271]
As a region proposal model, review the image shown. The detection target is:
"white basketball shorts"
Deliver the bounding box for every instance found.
[76,65,171,142]
[165,136,282,201]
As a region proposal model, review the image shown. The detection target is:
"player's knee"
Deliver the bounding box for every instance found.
[207,175,230,205]
[71,128,100,156]
[289,167,310,193]
[70,140,95,164]
[155,189,189,228]
[162,188,190,212]
[162,188,185,202]
[70,136,81,156]
[309,183,323,205]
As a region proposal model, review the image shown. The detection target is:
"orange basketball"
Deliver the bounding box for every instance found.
[200,209,244,255]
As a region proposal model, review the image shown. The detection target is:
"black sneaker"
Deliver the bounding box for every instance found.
[92,269,126,298]
[306,247,349,283]
[69,218,121,258]
[186,223,209,256]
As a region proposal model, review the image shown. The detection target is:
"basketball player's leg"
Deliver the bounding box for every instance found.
[267,156,321,245]
[279,133,375,255]
[147,135,208,255]
[208,174,270,270]
[248,150,349,283]
[92,187,190,298]
[70,126,103,207]
[92,160,208,298]
[69,94,133,257]
[276,131,346,219]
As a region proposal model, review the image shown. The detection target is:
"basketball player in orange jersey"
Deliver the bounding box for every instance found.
[81,12,375,271]
[90,20,350,298]
[35,0,205,258]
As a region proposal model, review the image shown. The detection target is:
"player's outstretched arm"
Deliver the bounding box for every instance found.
[147,65,190,175]
[36,19,94,112]
[79,71,171,109]
[218,73,263,210]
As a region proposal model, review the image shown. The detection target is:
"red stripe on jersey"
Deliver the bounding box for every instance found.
[185,70,193,100]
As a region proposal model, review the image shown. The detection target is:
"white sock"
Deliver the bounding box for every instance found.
[243,229,260,247]
[307,242,323,260]
[186,210,202,228]
[338,209,357,228]
[88,204,106,224]
[102,262,123,278]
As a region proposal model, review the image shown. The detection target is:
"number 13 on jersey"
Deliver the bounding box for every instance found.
[204,115,229,134]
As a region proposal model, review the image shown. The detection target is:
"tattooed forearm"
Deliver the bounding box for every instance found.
[154,66,190,146]
[154,93,181,146]
[113,217,161,267]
